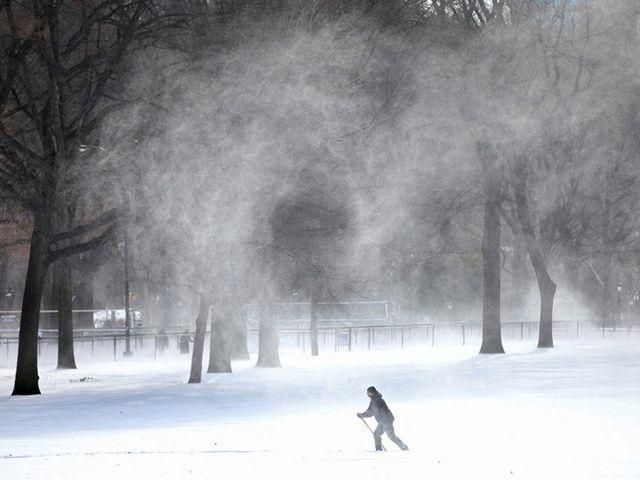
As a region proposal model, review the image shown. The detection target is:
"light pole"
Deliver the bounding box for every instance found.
[79,143,133,354]
[616,283,622,332]
[119,221,133,357]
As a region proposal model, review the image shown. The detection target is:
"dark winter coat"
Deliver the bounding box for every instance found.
[361,393,395,425]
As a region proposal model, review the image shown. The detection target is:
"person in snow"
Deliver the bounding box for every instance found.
[357,386,409,451]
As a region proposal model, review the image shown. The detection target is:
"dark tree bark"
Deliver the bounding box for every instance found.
[514,171,556,348]
[207,308,232,373]
[479,172,505,354]
[188,295,210,384]
[256,305,281,368]
[55,259,76,369]
[310,295,319,356]
[12,222,49,395]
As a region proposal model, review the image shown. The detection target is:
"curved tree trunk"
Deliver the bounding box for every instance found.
[56,259,76,369]
[13,223,49,395]
[188,295,210,384]
[256,304,281,367]
[207,307,232,373]
[479,173,505,354]
[310,296,319,356]
[514,170,556,349]
[230,304,250,360]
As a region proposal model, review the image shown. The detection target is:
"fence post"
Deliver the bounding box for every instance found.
[462,324,466,346]
[368,328,372,351]
[401,328,405,348]
[334,328,338,352]
[348,328,352,352]
[431,325,436,346]
[113,336,117,361]
[520,322,524,341]
[302,332,306,354]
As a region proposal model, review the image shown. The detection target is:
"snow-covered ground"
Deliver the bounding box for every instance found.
[1,338,639,479]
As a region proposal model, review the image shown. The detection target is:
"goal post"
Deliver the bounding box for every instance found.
[246,300,393,328]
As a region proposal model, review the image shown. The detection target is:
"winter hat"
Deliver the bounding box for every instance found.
[367,386,378,394]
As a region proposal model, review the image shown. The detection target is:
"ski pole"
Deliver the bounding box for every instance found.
[359,417,386,451]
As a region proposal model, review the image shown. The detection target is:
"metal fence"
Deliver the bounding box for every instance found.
[1,319,636,369]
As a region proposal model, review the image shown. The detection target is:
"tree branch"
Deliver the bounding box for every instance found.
[48,223,116,264]
[50,208,119,244]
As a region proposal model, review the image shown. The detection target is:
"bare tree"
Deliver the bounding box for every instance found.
[0,0,182,395]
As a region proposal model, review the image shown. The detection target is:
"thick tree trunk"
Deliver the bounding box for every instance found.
[207,308,232,373]
[537,277,556,348]
[13,225,49,395]
[525,242,556,348]
[514,172,556,349]
[310,296,319,356]
[479,174,505,354]
[188,295,210,384]
[55,260,77,369]
[256,304,281,367]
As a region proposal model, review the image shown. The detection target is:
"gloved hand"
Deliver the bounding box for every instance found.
[356,413,363,418]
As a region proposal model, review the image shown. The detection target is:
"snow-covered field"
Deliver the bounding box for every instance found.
[1,339,639,480]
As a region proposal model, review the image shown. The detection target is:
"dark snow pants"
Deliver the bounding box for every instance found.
[373,422,407,450]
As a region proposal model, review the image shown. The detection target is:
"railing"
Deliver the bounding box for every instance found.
[0,320,635,368]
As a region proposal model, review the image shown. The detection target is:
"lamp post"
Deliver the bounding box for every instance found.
[79,143,133,354]
[616,283,622,332]
[119,222,133,357]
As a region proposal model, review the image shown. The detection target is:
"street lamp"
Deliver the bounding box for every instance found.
[616,283,622,332]
[118,224,133,357]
